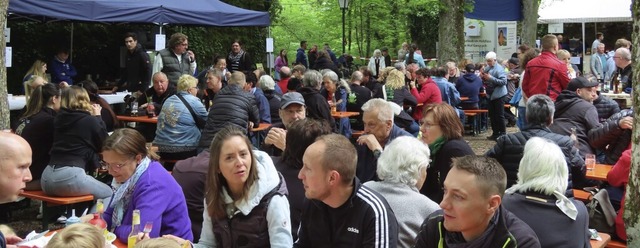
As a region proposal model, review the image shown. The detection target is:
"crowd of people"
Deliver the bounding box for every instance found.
[0,30,635,248]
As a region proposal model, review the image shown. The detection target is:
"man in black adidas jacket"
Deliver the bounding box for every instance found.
[295,134,398,248]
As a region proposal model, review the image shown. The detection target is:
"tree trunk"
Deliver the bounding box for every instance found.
[437,0,465,66]
[626,1,640,245]
[0,0,8,130]
[520,0,539,47]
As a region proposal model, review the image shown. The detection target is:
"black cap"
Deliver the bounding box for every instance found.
[508,57,519,65]
[465,64,476,73]
[567,77,599,91]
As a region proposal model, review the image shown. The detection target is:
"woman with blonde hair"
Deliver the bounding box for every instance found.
[154,74,207,163]
[557,49,579,79]
[46,223,107,248]
[24,75,47,101]
[41,86,111,199]
[165,125,292,247]
[101,128,192,243]
[385,69,419,135]
[22,59,48,94]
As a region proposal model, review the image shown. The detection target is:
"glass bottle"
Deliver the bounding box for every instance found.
[131,101,138,116]
[127,209,141,248]
[613,74,621,94]
[89,199,108,233]
[146,97,156,117]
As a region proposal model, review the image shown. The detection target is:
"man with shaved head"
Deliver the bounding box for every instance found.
[278,66,292,94]
[0,132,33,247]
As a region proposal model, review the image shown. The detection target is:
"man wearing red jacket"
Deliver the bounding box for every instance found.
[522,34,570,101]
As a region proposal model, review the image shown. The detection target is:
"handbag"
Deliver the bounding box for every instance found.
[586,188,617,234]
[176,93,207,129]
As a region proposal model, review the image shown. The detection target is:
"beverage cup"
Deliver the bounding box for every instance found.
[585,153,596,171]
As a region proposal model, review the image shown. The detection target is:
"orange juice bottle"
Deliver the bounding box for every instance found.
[127,209,140,248]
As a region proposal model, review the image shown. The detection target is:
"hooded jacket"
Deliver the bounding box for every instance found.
[15,107,57,180]
[194,150,292,248]
[49,108,108,171]
[456,73,484,104]
[549,90,600,157]
[297,86,336,130]
[588,108,633,164]
[119,43,151,93]
[415,207,541,248]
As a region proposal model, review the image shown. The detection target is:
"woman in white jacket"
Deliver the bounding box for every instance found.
[368,49,386,78]
[165,126,292,247]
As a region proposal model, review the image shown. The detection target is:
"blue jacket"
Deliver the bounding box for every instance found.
[484,63,508,100]
[296,48,308,67]
[49,56,77,85]
[252,87,272,123]
[154,92,208,150]
[456,73,484,104]
[433,76,461,107]
[356,124,412,182]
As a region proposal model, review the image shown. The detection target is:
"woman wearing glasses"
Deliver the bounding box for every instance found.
[418,103,474,203]
[153,75,207,164]
[100,128,192,244]
[41,86,112,199]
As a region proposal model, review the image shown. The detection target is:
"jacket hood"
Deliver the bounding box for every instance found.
[222,150,281,215]
[55,108,91,129]
[297,86,319,97]
[462,73,479,82]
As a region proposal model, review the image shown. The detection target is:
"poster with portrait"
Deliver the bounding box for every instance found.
[496,21,517,60]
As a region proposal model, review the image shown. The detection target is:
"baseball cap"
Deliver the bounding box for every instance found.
[280,92,306,109]
[508,57,519,65]
[567,77,599,91]
[464,64,476,73]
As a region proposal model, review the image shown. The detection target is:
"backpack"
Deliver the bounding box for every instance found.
[586,188,617,234]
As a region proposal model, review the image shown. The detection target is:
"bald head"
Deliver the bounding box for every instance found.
[0,132,32,203]
[280,66,292,78]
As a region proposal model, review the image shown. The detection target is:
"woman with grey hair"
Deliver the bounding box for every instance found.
[322,70,352,137]
[367,49,385,77]
[363,136,440,248]
[502,137,590,248]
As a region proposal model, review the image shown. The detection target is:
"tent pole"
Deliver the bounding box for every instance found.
[70,23,74,63]
[582,22,586,74]
[159,24,163,35]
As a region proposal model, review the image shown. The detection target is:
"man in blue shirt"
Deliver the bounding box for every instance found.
[296,41,309,67]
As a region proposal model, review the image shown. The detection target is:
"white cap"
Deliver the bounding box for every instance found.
[485,51,497,60]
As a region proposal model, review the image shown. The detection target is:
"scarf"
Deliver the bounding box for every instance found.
[110,157,151,229]
[428,136,446,167]
[228,50,245,64]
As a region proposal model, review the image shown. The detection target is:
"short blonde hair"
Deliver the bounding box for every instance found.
[556,49,570,60]
[134,237,181,248]
[177,74,198,92]
[61,86,93,113]
[46,223,106,248]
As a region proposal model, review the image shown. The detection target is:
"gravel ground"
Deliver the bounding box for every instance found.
[3,125,518,237]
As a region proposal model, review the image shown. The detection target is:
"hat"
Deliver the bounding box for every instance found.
[508,57,519,65]
[259,75,275,91]
[465,64,476,73]
[485,51,497,60]
[567,77,599,91]
[280,92,306,109]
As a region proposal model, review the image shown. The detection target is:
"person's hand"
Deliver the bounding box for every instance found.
[225,71,232,79]
[91,104,102,116]
[248,121,255,129]
[111,86,118,93]
[140,103,148,109]
[137,232,150,242]
[619,116,633,129]
[409,81,416,89]
[356,134,383,152]
[5,234,23,245]
[162,234,189,247]
[265,128,287,150]
[480,72,490,81]
[186,50,196,63]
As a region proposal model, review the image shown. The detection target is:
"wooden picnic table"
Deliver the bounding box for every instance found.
[460,96,469,101]
[586,164,613,181]
[117,115,158,124]
[332,111,360,119]
[251,123,271,132]
[590,232,611,248]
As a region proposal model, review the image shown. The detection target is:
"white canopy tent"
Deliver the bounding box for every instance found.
[538,0,632,24]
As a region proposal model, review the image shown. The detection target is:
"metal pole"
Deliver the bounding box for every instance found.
[342,8,346,54]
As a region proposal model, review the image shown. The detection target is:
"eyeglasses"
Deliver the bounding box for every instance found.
[100,158,133,169]
[420,122,439,130]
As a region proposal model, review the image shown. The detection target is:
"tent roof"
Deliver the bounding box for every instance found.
[465,0,522,21]
[8,0,270,26]
[538,0,632,24]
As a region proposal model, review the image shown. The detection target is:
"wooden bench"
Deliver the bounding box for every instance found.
[463,112,479,135]
[573,189,592,202]
[20,190,94,230]
[606,240,627,248]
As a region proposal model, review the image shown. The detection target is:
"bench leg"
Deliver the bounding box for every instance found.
[41,202,50,231]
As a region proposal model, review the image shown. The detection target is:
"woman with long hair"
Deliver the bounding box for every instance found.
[274,49,288,80]
[405,44,426,68]
[165,126,292,247]
[24,75,47,101]
[22,59,48,94]
[367,49,386,77]
[15,83,61,190]
[41,86,111,199]
[419,103,474,203]
[322,70,352,137]
[100,128,192,243]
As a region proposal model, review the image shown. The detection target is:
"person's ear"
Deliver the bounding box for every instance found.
[487,195,501,214]
[328,170,341,185]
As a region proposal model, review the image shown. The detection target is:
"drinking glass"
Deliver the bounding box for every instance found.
[585,153,596,171]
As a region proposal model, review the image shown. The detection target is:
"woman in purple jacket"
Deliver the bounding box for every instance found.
[100,128,192,244]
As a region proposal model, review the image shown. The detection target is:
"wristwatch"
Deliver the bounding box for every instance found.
[373,149,382,159]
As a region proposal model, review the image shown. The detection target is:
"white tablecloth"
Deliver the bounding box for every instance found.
[8,92,128,111]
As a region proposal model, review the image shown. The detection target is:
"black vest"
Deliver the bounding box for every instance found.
[159,49,191,86]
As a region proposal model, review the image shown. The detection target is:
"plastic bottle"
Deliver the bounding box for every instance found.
[65,209,80,227]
